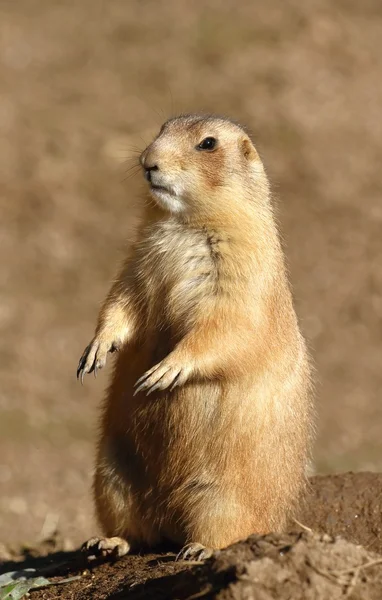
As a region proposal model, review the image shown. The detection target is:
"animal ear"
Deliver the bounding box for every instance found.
[241,138,258,161]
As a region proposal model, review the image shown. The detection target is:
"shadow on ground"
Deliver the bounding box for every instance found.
[1,473,382,599]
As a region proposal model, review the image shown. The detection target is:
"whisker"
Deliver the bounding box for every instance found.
[142,194,157,209]
[123,167,141,177]
[123,162,141,172]
[165,82,176,119]
[122,172,140,183]
[123,156,141,166]
[121,162,141,182]
[138,134,148,147]
[124,145,144,152]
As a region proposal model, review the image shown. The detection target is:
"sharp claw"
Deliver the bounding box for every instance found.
[176,548,189,561]
[134,362,164,387]
[81,370,85,385]
[134,371,151,387]
[77,344,91,379]
[94,364,97,378]
[169,371,182,391]
[77,359,84,379]
[146,383,160,396]
[176,544,209,562]
[133,382,146,396]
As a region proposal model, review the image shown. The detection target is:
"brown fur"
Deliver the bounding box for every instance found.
[78,114,314,554]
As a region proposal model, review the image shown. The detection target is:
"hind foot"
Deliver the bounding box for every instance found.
[176,542,214,562]
[82,536,130,561]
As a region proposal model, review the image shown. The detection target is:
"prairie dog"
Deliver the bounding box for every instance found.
[78,114,314,561]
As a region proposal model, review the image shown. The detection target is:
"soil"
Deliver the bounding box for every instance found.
[301,472,382,555]
[1,473,382,599]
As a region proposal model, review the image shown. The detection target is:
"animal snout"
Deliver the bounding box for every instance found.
[144,163,159,183]
[141,146,160,181]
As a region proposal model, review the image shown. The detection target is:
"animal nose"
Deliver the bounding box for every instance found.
[144,164,158,183]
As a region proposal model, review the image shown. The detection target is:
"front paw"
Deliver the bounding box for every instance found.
[77,336,120,383]
[134,357,191,396]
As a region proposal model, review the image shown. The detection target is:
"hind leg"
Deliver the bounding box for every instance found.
[177,491,272,561]
[83,447,160,560]
[82,459,136,560]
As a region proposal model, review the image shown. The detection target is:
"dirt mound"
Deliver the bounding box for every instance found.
[2,533,382,600]
[129,532,382,600]
[301,472,382,554]
[1,473,382,599]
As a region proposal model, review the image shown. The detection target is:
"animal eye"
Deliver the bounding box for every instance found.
[197,137,217,151]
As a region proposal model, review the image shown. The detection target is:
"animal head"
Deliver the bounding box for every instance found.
[140,115,268,218]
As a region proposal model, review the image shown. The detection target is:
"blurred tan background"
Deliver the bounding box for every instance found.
[0,0,381,546]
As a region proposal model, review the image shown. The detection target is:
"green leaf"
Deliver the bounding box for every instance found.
[0,575,52,600]
[0,581,31,600]
[29,577,52,588]
[0,570,36,588]
[0,570,81,600]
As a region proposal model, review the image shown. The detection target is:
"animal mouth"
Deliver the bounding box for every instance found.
[150,182,173,194]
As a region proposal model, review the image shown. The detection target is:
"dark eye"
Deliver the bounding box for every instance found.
[197,137,217,151]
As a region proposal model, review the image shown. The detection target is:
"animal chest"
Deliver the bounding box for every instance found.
[136,223,216,328]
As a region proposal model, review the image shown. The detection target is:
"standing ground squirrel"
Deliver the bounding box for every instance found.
[78,114,314,561]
